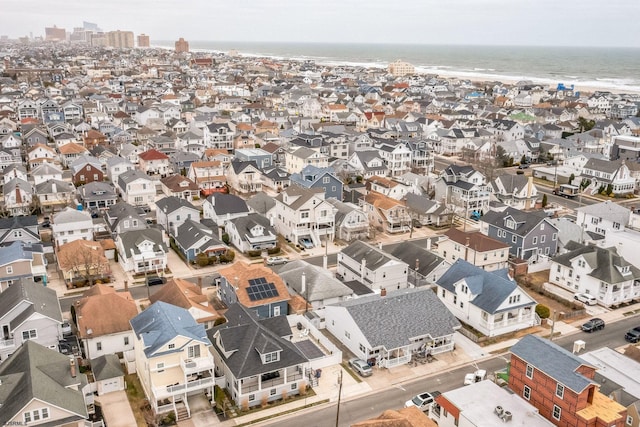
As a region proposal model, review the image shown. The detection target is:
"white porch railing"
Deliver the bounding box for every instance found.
[153,377,214,399]
[181,355,214,373]
[0,338,14,349]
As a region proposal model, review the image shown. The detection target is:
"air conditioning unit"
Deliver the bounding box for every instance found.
[495,406,504,416]
[501,410,512,422]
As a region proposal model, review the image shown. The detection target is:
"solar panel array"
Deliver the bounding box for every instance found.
[247,277,279,301]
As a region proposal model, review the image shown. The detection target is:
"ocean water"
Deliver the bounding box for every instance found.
[155,41,640,93]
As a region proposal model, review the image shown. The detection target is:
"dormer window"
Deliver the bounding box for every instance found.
[505,219,515,229]
[263,351,280,363]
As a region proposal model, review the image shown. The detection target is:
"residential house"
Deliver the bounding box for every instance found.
[218,262,290,318]
[150,278,221,329]
[226,160,263,194]
[0,341,93,426]
[3,164,28,183]
[74,283,137,361]
[155,196,200,235]
[362,191,412,234]
[582,158,636,195]
[3,178,34,216]
[225,213,278,254]
[70,154,104,185]
[207,303,309,408]
[325,288,460,368]
[77,181,119,210]
[490,175,539,210]
[138,149,170,177]
[575,201,630,238]
[337,240,409,291]
[203,122,234,150]
[51,207,94,247]
[389,241,450,287]
[509,334,627,427]
[35,179,76,213]
[277,260,354,310]
[115,228,168,274]
[272,185,336,247]
[260,166,291,192]
[480,207,559,261]
[27,143,59,168]
[56,240,111,287]
[436,259,538,337]
[430,380,555,427]
[187,161,227,196]
[0,280,62,362]
[105,202,148,234]
[105,156,136,184]
[347,150,389,179]
[325,198,369,242]
[438,228,510,271]
[130,301,215,419]
[202,193,249,227]
[355,406,438,427]
[58,142,89,168]
[290,165,343,201]
[548,241,640,307]
[174,219,227,263]
[0,216,41,245]
[235,147,273,170]
[30,162,63,185]
[92,354,126,395]
[284,146,329,174]
[117,169,155,206]
[160,175,199,201]
[404,193,451,228]
[434,165,491,219]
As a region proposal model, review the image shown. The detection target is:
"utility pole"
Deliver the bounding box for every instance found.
[335,370,343,427]
[549,310,557,341]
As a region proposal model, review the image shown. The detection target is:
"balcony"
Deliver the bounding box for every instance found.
[154,376,214,399]
[181,355,214,374]
[0,338,15,349]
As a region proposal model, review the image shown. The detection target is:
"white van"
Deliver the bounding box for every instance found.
[574,292,597,306]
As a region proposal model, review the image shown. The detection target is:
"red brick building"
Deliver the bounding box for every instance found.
[509,335,626,427]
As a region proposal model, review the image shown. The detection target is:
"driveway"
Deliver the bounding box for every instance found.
[96,390,137,427]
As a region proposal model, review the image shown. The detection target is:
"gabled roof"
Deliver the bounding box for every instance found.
[139,148,169,161]
[436,259,535,314]
[511,334,596,393]
[576,200,630,226]
[481,207,555,237]
[0,276,61,324]
[0,341,88,426]
[156,196,198,215]
[53,206,92,224]
[278,260,353,301]
[330,288,460,350]
[118,228,167,256]
[174,219,225,252]
[76,284,137,338]
[389,242,447,276]
[443,228,510,252]
[91,354,124,381]
[340,240,406,271]
[246,192,276,214]
[150,278,220,324]
[0,215,39,242]
[206,193,249,216]
[130,301,211,358]
[207,303,308,379]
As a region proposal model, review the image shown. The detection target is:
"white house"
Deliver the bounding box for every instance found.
[155,196,200,235]
[575,200,631,237]
[436,259,538,337]
[116,228,168,274]
[337,240,409,291]
[52,207,94,246]
[117,169,156,206]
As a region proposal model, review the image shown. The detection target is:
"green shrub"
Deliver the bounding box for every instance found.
[267,246,281,255]
[196,253,210,267]
[221,233,230,245]
[535,304,551,319]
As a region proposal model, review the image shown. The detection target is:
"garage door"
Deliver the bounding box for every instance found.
[100,378,122,395]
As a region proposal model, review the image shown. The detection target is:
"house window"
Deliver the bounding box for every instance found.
[627,415,633,425]
[552,405,561,421]
[291,382,298,390]
[460,301,464,309]
[453,296,457,305]
[541,235,546,243]
[6,266,12,274]
[124,336,129,346]
[532,236,538,244]
[301,212,309,219]
[323,177,330,184]
[526,364,534,379]
[80,174,85,181]
[556,383,565,399]
[24,412,32,423]
[22,329,37,340]
[157,362,165,373]
[541,223,545,231]
[552,233,557,241]
[441,289,446,297]
[168,344,175,350]
[94,174,99,180]
[270,388,276,396]
[13,230,22,238]
[523,385,531,400]
[248,394,255,402]
[512,235,517,243]
[97,342,102,351]
[42,408,49,419]
[264,352,280,363]
[345,331,351,339]
[188,345,201,358]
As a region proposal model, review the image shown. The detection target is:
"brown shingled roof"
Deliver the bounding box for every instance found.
[443,228,510,252]
[75,285,138,338]
[218,261,290,308]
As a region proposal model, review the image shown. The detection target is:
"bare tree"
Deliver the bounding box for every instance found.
[58,241,110,286]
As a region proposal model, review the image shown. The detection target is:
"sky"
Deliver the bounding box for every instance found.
[2,0,640,47]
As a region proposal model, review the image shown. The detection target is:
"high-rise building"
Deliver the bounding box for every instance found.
[175,37,189,53]
[388,60,415,77]
[91,33,108,47]
[106,30,134,48]
[137,34,150,48]
[45,26,66,42]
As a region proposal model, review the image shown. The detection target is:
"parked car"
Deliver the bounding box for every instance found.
[61,319,72,336]
[464,369,487,385]
[574,292,597,306]
[298,237,314,249]
[581,318,605,333]
[518,163,529,169]
[405,391,440,411]
[265,256,288,266]
[146,276,167,286]
[348,358,372,377]
[625,326,640,343]
[40,219,51,228]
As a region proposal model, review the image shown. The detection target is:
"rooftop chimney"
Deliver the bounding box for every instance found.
[426,238,432,251]
[380,288,387,297]
[198,276,203,290]
[70,358,77,378]
[124,280,128,291]
[301,272,306,296]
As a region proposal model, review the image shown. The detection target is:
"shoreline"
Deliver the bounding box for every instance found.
[151,42,640,95]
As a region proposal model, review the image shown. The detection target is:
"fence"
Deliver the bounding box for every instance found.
[287,314,342,369]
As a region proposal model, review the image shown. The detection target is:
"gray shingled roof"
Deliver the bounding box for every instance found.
[206,193,249,216]
[437,259,535,314]
[118,228,167,257]
[389,242,446,277]
[340,240,405,271]
[511,334,596,393]
[156,196,198,215]
[330,288,460,349]
[207,304,308,379]
[481,207,554,237]
[0,276,62,324]
[278,260,353,301]
[91,354,124,381]
[247,192,276,214]
[0,341,88,426]
[576,201,630,227]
